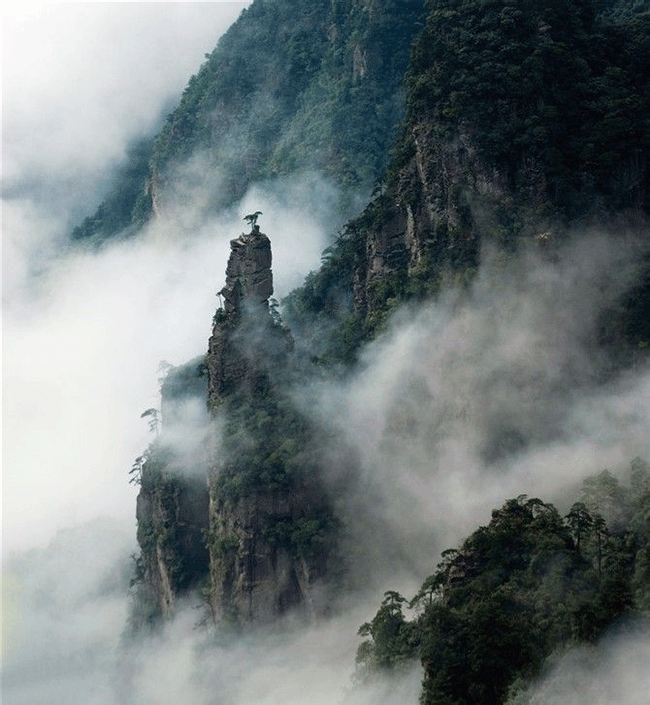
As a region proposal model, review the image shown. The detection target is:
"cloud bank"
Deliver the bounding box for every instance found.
[3,170,341,553]
[311,233,650,590]
[2,515,421,705]
[2,1,248,298]
[5,227,649,705]
[3,4,650,705]
[508,620,650,704]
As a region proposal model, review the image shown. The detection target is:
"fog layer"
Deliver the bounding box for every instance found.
[315,235,650,588]
[3,5,649,705]
[5,228,649,704]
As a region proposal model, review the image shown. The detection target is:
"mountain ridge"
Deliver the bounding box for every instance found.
[71,0,426,245]
[121,1,649,702]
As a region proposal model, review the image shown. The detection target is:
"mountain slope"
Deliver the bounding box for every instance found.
[356,464,650,704]
[71,0,426,244]
[127,1,650,697]
[284,0,650,363]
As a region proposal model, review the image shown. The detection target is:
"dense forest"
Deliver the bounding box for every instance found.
[283,0,650,365]
[356,462,650,703]
[64,1,650,703]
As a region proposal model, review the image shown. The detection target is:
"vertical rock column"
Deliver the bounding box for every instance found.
[205,226,330,625]
[207,225,287,405]
[132,360,211,628]
[221,224,273,316]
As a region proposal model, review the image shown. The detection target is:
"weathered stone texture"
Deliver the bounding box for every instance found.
[221,225,273,315]
[134,227,332,629]
[135,464,209,620]
[209,488,325,624]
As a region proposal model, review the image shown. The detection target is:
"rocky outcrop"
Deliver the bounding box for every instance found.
[220,225,273,315]
[134,450,210,625]
[207,226,291,407]
[131,224,335,629]
[132,226,335,629]
[130,359,212,629]
[356,121,551,321]
[208,486,329,624]
[205,226,333,625]
[345,1,650,334]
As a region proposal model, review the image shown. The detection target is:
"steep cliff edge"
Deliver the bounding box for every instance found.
[131,0,650,633]
[134,445,210,626]
[206,224,335,625]
[357,1,650,321]
[356,468,650,704]
[132,361,211,628]
[71,0,427,244]
[132,224,336,629]
[206,225,288,403]
[284,1,650,362]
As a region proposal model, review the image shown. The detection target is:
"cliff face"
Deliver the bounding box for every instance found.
[207,483,330,623]
[132,0,650,632]
[321,1,650,348]
[133,225,335,628]
[135,457,209,623]
[132,363,211,627]
[358,1,650,316]
[354,123,546,322]
[281,1,649,370]
[206,226,333,624]
[207,226,288,404]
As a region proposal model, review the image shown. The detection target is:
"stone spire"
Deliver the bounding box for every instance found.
[220,224,273,315]
[207,224,289,407]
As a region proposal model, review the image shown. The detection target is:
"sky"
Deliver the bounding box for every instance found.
[0,9,387,702]
[2,3,650,704]
[2,1,249,292]
[3,1,252,552]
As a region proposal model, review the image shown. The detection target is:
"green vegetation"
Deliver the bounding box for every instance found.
[127,0,650,643]
[282,218,366,366]
[356,460,650,704]
[71,0,426,244]
[140,407,160,436]
[243,211,263,228]
[282,0,649,369]
[130,440,210,628]
[262,511,339,561]
[602,0,650,21]
[403,0,650,218]
[70,138,153,244]
[159,356,208,401]
[215,392,316,500]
